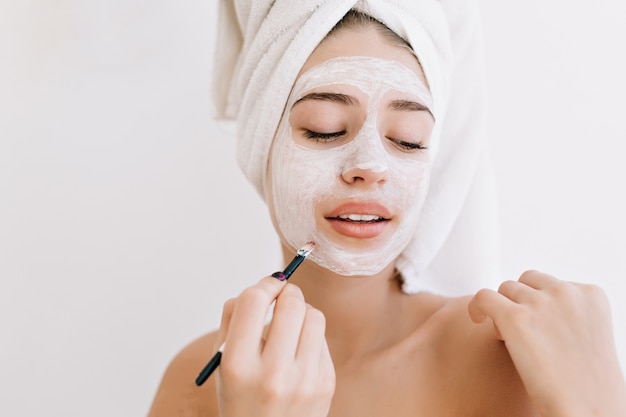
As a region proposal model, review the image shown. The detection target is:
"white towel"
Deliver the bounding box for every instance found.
[212,0,500,296]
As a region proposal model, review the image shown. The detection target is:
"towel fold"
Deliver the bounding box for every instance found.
[212,0,499,295]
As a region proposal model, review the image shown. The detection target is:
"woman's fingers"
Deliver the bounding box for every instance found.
[296,304,327,363]
[468,287,516,324]
[262,286,331,381]
[497,270,560,303]
[263,283,307,362]
[217,278,335,417]
[215,297,236,351]
[518,269,560,290]
[472,270,561,322]
[224,276,288,361]
[497,279,539,304]
[469,271,626,415]
[470,272,554,337]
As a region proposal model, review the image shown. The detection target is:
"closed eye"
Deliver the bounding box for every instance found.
[303,129,347,142]
[388,138,428,152]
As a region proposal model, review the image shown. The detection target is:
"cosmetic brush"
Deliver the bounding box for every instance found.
[195,241,316,386]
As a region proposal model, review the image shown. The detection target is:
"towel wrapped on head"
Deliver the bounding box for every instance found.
[213,0,500,295]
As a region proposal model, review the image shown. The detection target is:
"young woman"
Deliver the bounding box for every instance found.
[148,1,626,416]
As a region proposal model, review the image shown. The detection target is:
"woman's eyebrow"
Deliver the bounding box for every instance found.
[292,92,359,108]
[388,99,430,112]
[388,99,434,119]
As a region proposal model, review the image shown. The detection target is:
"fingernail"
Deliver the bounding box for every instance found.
[271,271,287,281]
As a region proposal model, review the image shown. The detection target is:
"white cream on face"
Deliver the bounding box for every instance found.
[270,56,433,275]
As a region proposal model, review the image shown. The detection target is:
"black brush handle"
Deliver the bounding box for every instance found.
[195,350,222,386]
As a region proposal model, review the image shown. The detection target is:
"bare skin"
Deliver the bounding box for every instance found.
[147,284,536,417]
[147,24,626,417]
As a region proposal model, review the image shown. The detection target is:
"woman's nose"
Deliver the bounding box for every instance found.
[340,145,389,185]
[341,164,389,185]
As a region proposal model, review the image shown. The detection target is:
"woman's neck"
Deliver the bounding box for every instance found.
[284,247,438,367]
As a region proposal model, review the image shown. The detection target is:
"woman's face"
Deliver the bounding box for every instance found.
[267,25,435,275]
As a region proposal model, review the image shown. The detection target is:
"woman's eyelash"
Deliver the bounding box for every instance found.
[389,138,428,151]
[302,130,427,151]
[303,129,346,141]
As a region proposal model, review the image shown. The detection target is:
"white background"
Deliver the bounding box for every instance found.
[1,1,624,416]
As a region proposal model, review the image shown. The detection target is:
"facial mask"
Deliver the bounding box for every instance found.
[270,56,433,275]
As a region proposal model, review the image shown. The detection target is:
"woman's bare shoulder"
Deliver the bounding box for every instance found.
[147,331,220,417]
[437,296,540,416]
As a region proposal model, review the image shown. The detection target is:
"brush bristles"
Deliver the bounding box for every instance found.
[298,241,316,257]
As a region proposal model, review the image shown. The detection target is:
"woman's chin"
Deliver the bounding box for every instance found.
[307,244,399,277]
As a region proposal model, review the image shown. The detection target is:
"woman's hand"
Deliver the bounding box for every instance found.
[468,270,626,417]
[214,276,335,417]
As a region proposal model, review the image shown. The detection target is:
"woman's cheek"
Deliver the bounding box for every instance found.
[271,128,332,250]
[397,161,430,232]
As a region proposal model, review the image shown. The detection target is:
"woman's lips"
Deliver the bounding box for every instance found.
[325,202,392,239]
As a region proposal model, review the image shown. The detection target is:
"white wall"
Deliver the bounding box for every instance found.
[479,0,626,379]
[0,1,624,416]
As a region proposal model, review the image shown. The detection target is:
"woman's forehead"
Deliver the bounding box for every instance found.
[289,56,433,112]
